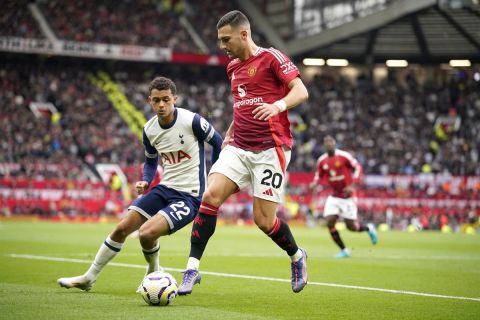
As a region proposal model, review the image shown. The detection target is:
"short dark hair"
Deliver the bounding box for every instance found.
[149,76,177,95]
[216,10,250,30]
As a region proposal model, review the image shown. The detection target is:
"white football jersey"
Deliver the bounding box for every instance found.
[143,108,217,197]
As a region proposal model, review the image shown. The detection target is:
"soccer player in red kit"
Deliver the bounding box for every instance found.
[311,135,377,258]
[179,10,309,294]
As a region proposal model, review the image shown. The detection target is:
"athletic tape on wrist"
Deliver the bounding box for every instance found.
[273,100,287,112]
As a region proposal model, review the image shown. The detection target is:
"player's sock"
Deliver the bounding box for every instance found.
[265,217,299,257]
[290,248,304,262]
[186,257,200,270]
[329,227,346,250]
[84,236,123,280]
[188,202,218,260]
[142,241,160,274]
[355,222,369,232]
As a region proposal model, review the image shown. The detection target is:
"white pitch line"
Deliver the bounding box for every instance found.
[8,254,480,302]
[28,252,480,261]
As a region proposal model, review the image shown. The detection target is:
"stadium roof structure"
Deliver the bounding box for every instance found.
[242,0,480,64]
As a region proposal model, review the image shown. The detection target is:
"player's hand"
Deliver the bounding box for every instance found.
[309,182,317,191]
[252,103,280,121]
[135,181,149,195]
[343,186,354,197]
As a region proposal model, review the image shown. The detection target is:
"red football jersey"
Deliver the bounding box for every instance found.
[313,149,362,198]
[227,47,300,151]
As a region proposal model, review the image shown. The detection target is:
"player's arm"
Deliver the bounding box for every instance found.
[309,158,324,191]
[253,77,309,121]
[278,77,309,111]
[253,50,309,121]
[138,129,158,195]
[192,114,223,164]
[344,155,363,197]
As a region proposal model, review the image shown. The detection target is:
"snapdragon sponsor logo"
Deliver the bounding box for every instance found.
[234,97,264,108]
[237,84,246,97]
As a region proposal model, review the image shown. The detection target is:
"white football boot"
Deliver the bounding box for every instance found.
[57,275,95,291]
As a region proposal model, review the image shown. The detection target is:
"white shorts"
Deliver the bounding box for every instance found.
[323,195,358,220]
[210,145,291,203]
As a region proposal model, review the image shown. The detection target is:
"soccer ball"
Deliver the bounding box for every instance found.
[139,271,178,306]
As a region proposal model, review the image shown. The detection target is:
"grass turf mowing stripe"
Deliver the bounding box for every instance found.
[8,253,480,302]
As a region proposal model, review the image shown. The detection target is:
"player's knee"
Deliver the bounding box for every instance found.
[138,225,156,243]
[111,224,131,241]
[201,190,222,207]
[254,216,272,233]
[326,220,336,229]
[346,223,356,231]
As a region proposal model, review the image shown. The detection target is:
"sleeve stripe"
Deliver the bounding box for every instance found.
[271,48,288,62]
[353,169,361,179]
[265,48,286,63]
[205,127,214,142]
[145,151,157,158]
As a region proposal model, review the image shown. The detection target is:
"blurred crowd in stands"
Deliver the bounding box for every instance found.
[291,68,480,176]
[0,61,143,179]
[0,1,478,232]
[1,56,478,232]
[0,0,43,38]
[38,0,196,52]
[2,58,478,176]
[1,0,269,54]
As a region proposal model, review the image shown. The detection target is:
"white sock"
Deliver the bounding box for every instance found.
[84,236,123,280]
[142,242,160,274]
[290,249,304,262]
[186,257,200,270]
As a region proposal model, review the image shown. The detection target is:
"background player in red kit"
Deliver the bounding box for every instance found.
[179,10,309,294]
[311,135,378,258]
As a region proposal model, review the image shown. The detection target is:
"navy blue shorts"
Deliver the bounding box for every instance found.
[128,185,200,234]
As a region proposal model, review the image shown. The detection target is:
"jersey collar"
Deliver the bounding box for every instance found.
[158,108,178,129]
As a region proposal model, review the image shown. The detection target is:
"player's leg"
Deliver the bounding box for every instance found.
[188,173,237,262]
[137,188,200,293]
[139,191,200,273]
[57,210,146,291]
[178,172,238,295]
[343,198,377,245]
[253,197,299,254]
[326,214,350,258]
[251,146,307,293]
[134,213,171,294]
[252,197,308,293]
[180,146,248,295]
[324,196,350,258]
[345,218,368,232]
[137,214,170,275]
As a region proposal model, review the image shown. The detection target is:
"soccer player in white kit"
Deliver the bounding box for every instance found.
[178,10,309,295]
[311,135,377,258]
[57,76,222,291]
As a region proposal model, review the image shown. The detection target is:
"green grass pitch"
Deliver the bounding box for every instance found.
[0,220,479,319]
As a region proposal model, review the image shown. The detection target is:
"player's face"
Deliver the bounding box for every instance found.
[148,88,177,124]
[324,136,336,153]
[218,24,244,59]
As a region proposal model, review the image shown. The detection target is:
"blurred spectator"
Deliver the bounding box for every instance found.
[0,0,44,38]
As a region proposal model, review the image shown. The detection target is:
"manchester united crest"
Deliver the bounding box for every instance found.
[247,66,257,77]
[335,160,341,168]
